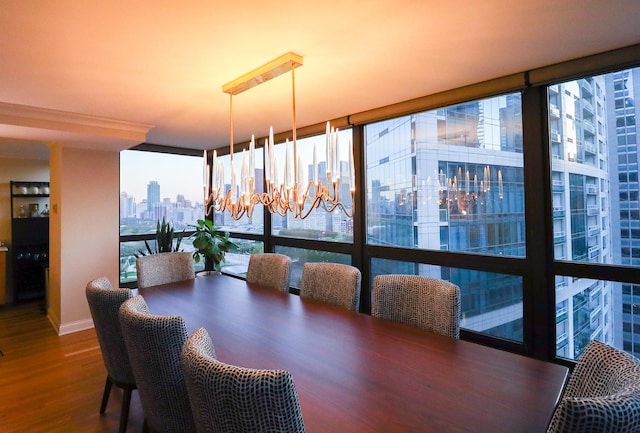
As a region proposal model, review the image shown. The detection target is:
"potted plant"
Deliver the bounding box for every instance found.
[136,217,184,256]
[189,219,238,273]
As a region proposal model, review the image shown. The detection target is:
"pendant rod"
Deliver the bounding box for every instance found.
[292,65,297,182]
[229,93,234,162]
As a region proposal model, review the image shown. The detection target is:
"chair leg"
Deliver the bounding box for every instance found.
[118,386,133,433]
[100,376,112,414]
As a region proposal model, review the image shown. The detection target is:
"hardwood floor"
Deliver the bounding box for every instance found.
[0,302,145,433]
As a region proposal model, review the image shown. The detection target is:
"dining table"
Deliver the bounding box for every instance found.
[138,273,568,433]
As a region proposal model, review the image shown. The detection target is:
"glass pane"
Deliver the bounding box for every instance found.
[271,129,354,243]
[274,246,351,288]
[221,238,264,278]
[213,148,265,235]
[548,73,632,266]
[120,150,204,234]
[119,238,203,284]
[554,276,618,360]
[550,67,640,360]
[371,258,523,342]
[365,94,525,256]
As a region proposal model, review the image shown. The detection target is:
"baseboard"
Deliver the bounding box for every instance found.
[57,318,95,336]
[47,308,61,334]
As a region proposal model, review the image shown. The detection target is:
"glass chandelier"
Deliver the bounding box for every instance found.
[438,166,503,216]
[202,52,355,220]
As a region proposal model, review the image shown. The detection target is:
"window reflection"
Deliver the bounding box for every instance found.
[365,94,525,256]
[371,258,524,342]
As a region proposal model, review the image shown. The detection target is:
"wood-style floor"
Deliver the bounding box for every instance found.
[0,302,145,433]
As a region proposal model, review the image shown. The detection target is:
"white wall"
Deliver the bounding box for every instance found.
[49,145,119,334]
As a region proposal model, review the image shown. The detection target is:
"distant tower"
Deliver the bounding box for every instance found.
[147,181,160,212]
[176,194,186,208]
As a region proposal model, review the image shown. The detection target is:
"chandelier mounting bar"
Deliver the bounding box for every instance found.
[222,52,304,96]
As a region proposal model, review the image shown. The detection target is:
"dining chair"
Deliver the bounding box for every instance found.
[246,253,292,292]
[547,340,640,433]
[136,251,195,289]
[119,295,196,433]
[85,277,136,433]
[299,262,361,311]
[181,327,306,433]
[372,274,461,338]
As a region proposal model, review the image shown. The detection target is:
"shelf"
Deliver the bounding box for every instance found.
[10,180,50,303]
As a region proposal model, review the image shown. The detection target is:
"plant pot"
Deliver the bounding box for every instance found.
[196,270,221,277]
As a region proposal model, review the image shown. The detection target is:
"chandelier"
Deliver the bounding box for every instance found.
[202,52,355,220]
[437,166,503,216]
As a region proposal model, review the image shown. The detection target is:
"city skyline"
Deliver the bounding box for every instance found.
[120,150,204,204]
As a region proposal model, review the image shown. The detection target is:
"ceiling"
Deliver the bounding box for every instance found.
[1,0,640,160]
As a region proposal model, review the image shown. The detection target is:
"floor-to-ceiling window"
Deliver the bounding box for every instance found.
[120,46,640,364]
[365,95,525,342]
[268,129,355,287]
[549,67,640,361]
[119,149,204,282]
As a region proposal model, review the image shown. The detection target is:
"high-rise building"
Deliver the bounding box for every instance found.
[366,96,526,342]
[119,192,136,219]
[365,81,618,358]
[549,76,613,360]
[607,68,640,357]
[147,180,160,212]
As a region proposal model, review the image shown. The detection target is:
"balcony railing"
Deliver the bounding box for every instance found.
[552,180,565,191]
[583,119,595,135]
[582,99,594,115]
[553,207,566,218]
[556,306,568,323]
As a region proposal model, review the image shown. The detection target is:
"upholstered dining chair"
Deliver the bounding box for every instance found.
[299,262,361,311]
[136,251,195,289]
[547,339,640,433]
[119,295,196,433]
[372,274,461,339]
[85,277,136,433]
[181,327,306,433]
[246,253,292,292]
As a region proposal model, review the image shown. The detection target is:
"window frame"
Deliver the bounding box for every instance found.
[120,44,640,365]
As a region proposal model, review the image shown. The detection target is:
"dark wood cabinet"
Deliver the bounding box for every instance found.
[10,181,49,303]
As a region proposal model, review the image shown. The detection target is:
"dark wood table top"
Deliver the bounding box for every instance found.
[138,274,568,433]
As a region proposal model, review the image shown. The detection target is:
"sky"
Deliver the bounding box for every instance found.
[120,128,354,205]
[120,150,204,203]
